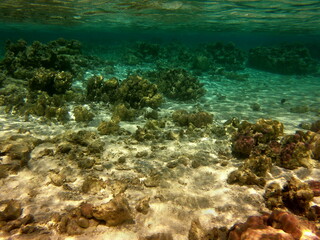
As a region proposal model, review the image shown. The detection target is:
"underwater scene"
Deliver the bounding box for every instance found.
[0,1,320,240]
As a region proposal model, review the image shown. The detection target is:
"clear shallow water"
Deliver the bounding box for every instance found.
[1,0,320,33]
[0,1,320,240]
[1,1,320,57]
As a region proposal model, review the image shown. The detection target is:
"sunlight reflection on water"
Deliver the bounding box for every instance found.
[0,0,319,32]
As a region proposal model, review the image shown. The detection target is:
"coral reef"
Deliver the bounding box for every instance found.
[248,43,319,75]
[191,55,211,71]
[278,131,314,169]
[86,75,162,109]
[133,41,161,61]
[86,75,119,103]
[112,103,136,121]
[310,132,320,160]
[0,71,5,87]
[232,135,255,158]
[73,105,94,123]
[264,178,314,216]
[282,177,314,216]
[228,119,320,187]
[28,67,73,95]
[227,168,266,187]
[25,91,70,121]
[0,38,108,121]
[0,78,27,114]
[205,42,246,71]
[117,75,163,109]
[308,180,320,197]
[172,110,213,128]
[97,120,121,135]
[122,41,161,65]
[228,210,320,240]
[311,120,320,133]
[227,155,272,188]
[0,38,103,79]
[1,35,320,240]
[242,155,272,177]
[0,74,76,121]
[228,119,320,188]
[232,119,284,158]
[264,182,284,210]
[238,119,283,144]
[133,120,165,142]
[147,68,205,101]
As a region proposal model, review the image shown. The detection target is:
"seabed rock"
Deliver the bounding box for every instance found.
[0,134,42,176]
[0,200,22,221]
[228,210,320,240]
[92,194,133,226]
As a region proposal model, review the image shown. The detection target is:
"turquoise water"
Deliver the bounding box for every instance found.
[0,1,320,240]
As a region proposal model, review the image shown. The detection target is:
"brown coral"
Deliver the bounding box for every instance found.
[282,177,314,216]
[172,110,213,128]
[228,210,320,240]
[117,75,163,109]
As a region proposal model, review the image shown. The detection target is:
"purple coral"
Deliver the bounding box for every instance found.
[232,135,255,158]
[279,131,313,169]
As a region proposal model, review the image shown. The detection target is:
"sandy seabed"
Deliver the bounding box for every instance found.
[0,68,320,240]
